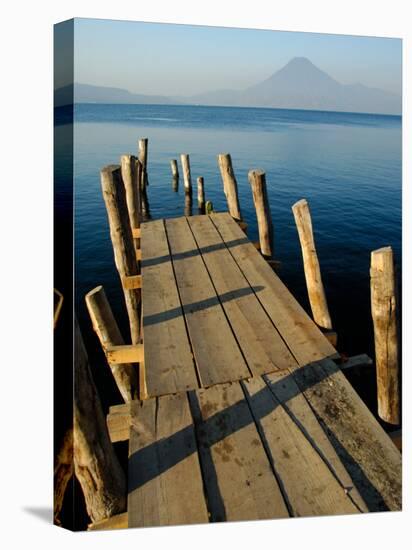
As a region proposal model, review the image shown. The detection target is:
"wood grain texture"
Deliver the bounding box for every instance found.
[264,370,367,512]
[190,382,289,521]
[100,165,141,344]
[180,153,192,193]
[166,216,251,386]
[290,358,402,511]
[187,215,296,375]
[210,213,336,365]
[74,319,126,523]
[141,219,199,396]
[242,376,360,517]
[292,199,332,330]
[128,394,209,527]
[248,170,273,258]
[370,246,400,424]
[217,153,242,220]
[86,286,138,402]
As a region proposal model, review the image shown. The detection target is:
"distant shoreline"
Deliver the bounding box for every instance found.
[54,102,402,119]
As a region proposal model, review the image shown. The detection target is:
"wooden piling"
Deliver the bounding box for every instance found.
[121,154,140,228]
[74,318,126,523]
[170,159,179,179]
[218,153,242,220]
[248,169,274,259]
[100,165,141,343]
[121,155,141,250]
[370,246,400,424]
[197,176,205,212]
[180,153,192,194]
[138,138,148,188]
[184,192,193,217]
[292,199,332,330]
[85,286,139,402]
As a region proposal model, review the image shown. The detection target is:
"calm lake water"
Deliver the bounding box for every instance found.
[58,103,402,409]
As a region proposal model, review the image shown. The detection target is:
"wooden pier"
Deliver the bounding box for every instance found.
[97,210,401,528]
[61,143,401,531]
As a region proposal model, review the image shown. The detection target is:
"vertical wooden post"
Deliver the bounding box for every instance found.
[370,246,400,424]
[184,193,193,217]
[292,199,332,330]
[120,154,141,244]
[180,153,192,194]
[74,318,126,523]
[138,138,148,188]
[248,169,274,259]
[170,159,179,179]
[100,165,140,344]
[218,153,242,220]
[197,176,205,212]
[85,286,139,402]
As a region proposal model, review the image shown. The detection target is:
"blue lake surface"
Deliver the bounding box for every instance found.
[67,103,401,393]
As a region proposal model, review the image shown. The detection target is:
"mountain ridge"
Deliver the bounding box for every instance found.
[55,57,401,115]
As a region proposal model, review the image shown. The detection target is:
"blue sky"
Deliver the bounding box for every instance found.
[73,18,402,96]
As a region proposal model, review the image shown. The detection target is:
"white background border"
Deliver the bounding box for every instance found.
[0,1,409,548]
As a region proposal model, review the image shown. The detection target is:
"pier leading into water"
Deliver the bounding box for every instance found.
[55,138,402,530]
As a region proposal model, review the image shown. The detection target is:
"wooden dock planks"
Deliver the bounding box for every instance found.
[189,383,289,522]
[128,394,209,528]
[187,215,297,375]
[165,216,251,386]
[141,219,198,396]
[264,369,368,512]
[242,377,361,517]
[210,212,337,365]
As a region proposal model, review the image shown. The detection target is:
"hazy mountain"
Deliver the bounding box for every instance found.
[189,57,401,115]
[54,83,177,107]
[54,58,401,115]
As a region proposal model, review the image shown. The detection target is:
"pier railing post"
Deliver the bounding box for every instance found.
[218,153,242,221]
[197,176,205,212]
[138,137,148,189]
[370,246,400,424]
[85,286,139,402]
[180,153,192,194]
[292,199,332,330]
[100,165,141,344]
[248,169,274,259]
[74,318,126,523]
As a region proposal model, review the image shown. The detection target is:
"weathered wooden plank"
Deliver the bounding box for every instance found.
[242,376,360,517]
[210,212,337,365]
[105,344,144,365]
[128,394,209,527]
[165,216,250,386]
[187,215,296,375]
[107,404,132,443]
[190,382,289,522]
[141,219,199,396]
[264,370,367,512]
[290,358,402,511]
